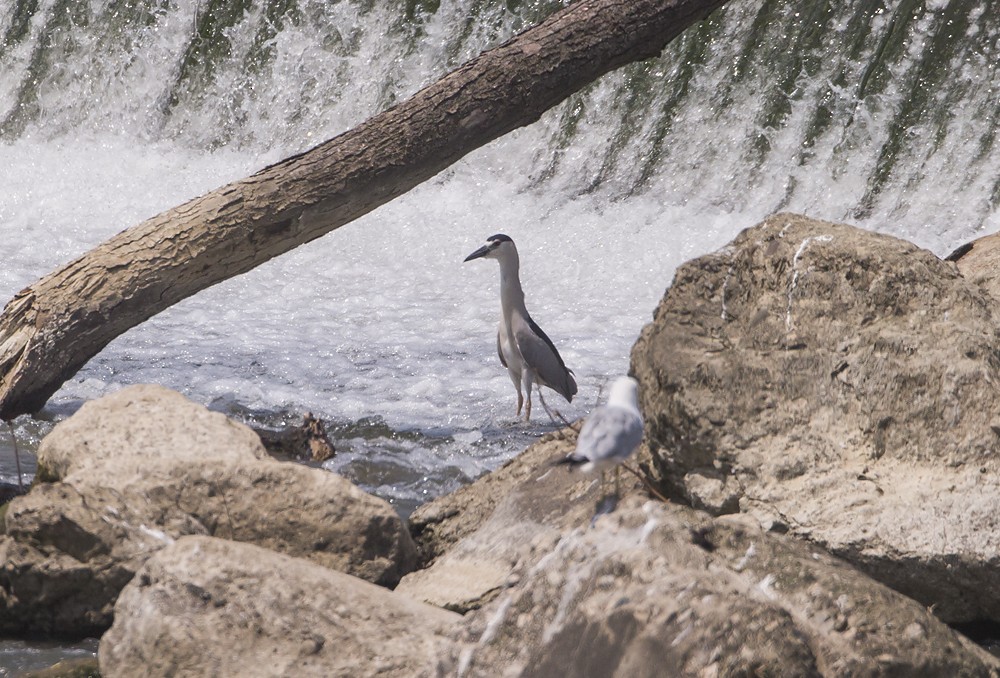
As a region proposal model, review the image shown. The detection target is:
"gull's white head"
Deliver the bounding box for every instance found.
[607,376,640,412]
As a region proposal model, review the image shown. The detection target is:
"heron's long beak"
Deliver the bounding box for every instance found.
[464,245,490,262]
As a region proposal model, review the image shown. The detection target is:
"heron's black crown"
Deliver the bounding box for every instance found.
[487,234,513,244]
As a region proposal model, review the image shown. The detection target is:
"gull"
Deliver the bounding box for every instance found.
[558,376,643,495]
[464,234,577,421]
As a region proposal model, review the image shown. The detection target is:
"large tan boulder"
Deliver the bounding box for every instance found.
[400,428,611,611]
[0,385,417,636]
[98,428,998,677]
[453,497,1000,677]
[99,536,459,678]
[406,427,999,676]
[630,212,1000,622]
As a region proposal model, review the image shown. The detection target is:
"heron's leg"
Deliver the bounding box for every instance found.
[536,386,560,425]
[523,369,535,422]
[614,466,621,496]
[508,367,524,416]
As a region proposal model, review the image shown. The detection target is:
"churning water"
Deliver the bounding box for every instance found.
[1,0,998,517]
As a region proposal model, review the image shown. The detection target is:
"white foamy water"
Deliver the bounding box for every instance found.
[0,109,984,512]
[0,130,752,511]
[1,0,994,515]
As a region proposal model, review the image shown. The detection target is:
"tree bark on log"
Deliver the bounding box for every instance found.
[0,0,730,418]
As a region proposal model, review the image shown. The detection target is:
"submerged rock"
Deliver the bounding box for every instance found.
[254,411,336,463]
[0,385,417,637]
[22,657,100,678]
[99,536,458,678]
[630,212,1000,622]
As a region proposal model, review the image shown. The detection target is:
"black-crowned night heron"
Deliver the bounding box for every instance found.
[558,376,643,495]
[464,234,577,421]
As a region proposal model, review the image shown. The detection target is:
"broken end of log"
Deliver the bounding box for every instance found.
[0,290,46,420]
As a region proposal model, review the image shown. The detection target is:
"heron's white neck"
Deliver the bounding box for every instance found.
[496,250,526,317]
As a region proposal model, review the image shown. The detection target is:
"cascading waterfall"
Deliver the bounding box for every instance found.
[0,0,548,148]
[4,0,1000,245]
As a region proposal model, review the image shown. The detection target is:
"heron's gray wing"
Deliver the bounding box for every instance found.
[496,329,508,368]
[513,314,577,401]
[575,406,643,464]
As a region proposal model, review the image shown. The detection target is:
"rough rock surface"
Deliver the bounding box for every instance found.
[0,385,417,636]
[406,427,651,566]
[630,212,1000,622]
[99,428,998,677]
[407,427,999,676]
[99,536,459,678]
[400,428,632,611]
[948,230,1000,302]
[454,498,1000,677]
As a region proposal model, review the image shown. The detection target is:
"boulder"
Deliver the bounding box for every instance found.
[630,212,1000,622]
[453,496,1000,676]
[406,425,999,676]
[99,536,459,678]
[0,385,417,637]
[405,427,647,566]
[400,428,620,611]
[97,428,996,677]
[948,231,1000,302]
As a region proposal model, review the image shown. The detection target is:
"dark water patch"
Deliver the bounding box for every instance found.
[329,415,427,443]
[0,416,49,488]
[331,449,471,519]
[952,620,1000,659]
[0,637,98,677]
[213,400,563,519]
[322,422,486,519]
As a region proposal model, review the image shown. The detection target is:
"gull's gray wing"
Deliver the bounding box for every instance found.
[576,406,643,465]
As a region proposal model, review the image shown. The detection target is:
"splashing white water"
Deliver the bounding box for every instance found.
[1,0,995,511]
[0,130,748,510]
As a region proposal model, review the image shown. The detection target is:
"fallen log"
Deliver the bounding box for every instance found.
[0,0,730,418]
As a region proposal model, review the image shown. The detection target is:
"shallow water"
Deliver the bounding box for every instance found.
[0,134,756,515]
[0,638,98,676]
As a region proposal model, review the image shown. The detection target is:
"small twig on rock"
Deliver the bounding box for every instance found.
[6,419,23,491]
[618,461,669,503]
[212,480,236,539]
